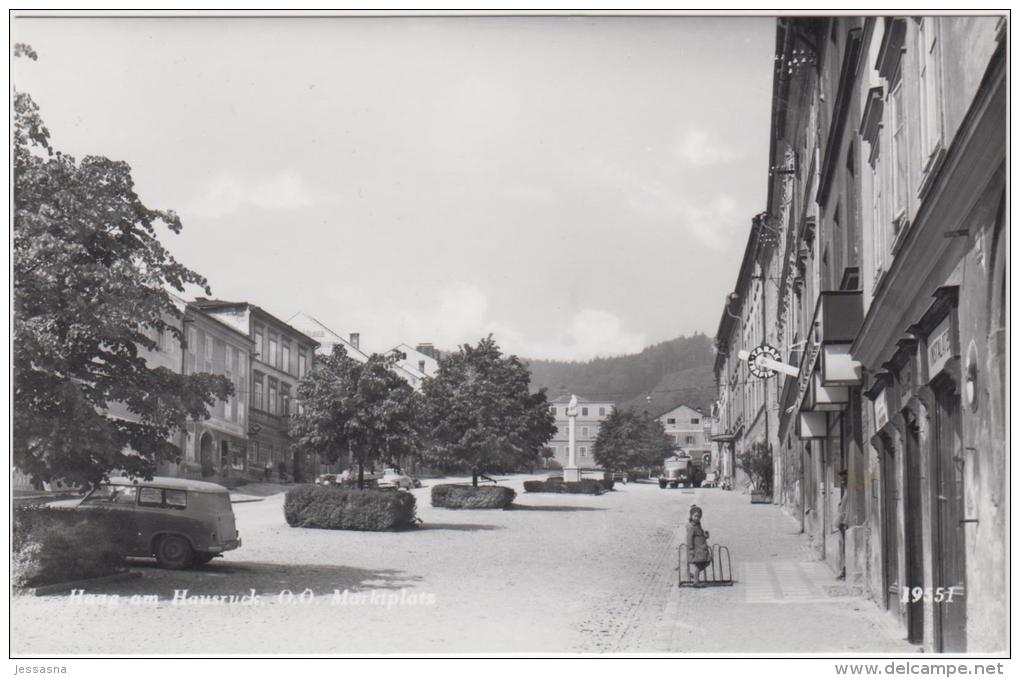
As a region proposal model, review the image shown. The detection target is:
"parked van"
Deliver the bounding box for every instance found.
[73,476,241,569]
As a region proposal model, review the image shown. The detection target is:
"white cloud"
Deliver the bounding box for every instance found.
[389,283,645,361]
[675,128,739,166]
[680,194,741,250]
[187,169,316,218]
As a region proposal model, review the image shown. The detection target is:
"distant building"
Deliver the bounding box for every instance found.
[388,342,441,391]
[191,299,320,481]
[656,404,712,469]
[545,394,615,469]
[286,311,369,363]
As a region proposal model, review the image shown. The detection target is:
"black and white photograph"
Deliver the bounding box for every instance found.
[8,8,1010,669]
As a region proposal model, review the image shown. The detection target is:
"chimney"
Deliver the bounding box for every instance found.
[349,333,360,350]
[416,342,435,359]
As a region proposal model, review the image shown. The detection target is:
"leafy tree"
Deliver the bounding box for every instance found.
[421,336,556,487]
[290,346,420,488]
[737,441,774,494]
[593,408,674,472]
[13,47,233,488]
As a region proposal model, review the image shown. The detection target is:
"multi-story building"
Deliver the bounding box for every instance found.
[656,404,712,468]
[713,16,1006,652]
[545,394,614,469]
[175,302,255,480]
[711,215,770,492]
[192,299,320,482]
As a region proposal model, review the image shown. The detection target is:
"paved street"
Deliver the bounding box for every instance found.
[12,479,916,654]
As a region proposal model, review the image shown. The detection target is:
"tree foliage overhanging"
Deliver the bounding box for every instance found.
[593,408,676,472]
[13,46,233,487]
[289,346,421,488]
[421,336,557,486]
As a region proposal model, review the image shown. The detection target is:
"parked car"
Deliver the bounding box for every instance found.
[315,473,338,486]
[377,468,420,490]
[62,476,241,569]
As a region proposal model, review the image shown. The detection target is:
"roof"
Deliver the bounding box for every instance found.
[287,311,369,360]
[191,299,320,348]
[106,476,231,493]
[185,304,255,345]
[548,394,615,406]
[654,403,705,419]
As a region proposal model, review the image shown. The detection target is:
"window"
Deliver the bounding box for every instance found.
[165,490,187,508]
[253,372,264,410]
[580,446,587,457]
[188,327,197,355]
[225,345,234,376]
[268,334,279,367]
[82,485,136,505]
[550,406,557,416]
[281,383,292,416]
[282,341,292,374]
[599,407,606,416]
[581,407,588,416]
[203,334,213,372]
[298,350,308,379]
[917,17,943,170]
[248,442,260,465]
[237,353,246,380]
[890,69,909,228]
[254,325,264,359]
[691,418,700,425]
[139,487,165,507]
[686,436,696,445]
[667,418,676,425]
[268,378,278,415]
[581,426,589,437]
[224,393,233,421]
[138,487,186,510]
[237,400,245,424]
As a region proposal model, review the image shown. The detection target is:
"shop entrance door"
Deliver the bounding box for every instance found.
[932,377,967,652]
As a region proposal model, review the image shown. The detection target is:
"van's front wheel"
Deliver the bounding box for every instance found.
[155,535,194,569]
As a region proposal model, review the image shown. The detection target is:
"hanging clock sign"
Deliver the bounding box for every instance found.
[747,344,783,379]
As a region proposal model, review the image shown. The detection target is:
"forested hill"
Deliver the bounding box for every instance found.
[525,333,718,416]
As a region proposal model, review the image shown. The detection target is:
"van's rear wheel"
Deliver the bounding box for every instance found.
[155,535,194,569]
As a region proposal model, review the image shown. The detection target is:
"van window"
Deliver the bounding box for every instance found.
[83,485,137,505]
[137,487,188,510]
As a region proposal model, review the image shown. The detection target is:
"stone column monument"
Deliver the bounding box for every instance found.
[564,394,581,482]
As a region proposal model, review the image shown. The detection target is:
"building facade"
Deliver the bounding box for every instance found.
[173,302,255,481]
[656,404,712,468]
[546,394,615,469]
[192,299,320,482]
[713,16,1006,653]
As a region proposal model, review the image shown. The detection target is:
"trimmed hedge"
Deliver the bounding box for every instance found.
[523,479,604,495]
[12,506,135,589]
[284,486,417,531]
[431,484,516,509]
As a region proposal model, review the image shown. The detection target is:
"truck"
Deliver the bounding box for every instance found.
[659,455,692,489]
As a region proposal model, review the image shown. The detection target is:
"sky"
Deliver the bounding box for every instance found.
[13,14,776,360]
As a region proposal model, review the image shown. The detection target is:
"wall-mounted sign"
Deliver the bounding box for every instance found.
[747,344,784,379]
[798,411,828,439]
[812,373,849,411]
[873,387,889,430]
[926,315,955,379]
[821,343,863,385]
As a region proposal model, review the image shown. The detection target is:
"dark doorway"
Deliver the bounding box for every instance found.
[879,432,900,612]
[932,376,967,652]
[199,433,214,477]
[220,440,230,475]
[903,412,925,644]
